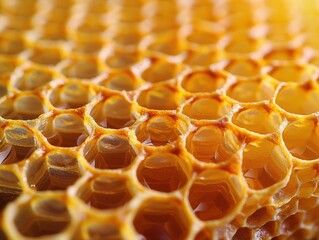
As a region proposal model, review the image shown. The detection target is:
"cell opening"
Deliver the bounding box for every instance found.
[137,152,191,192]
[0,170,22,210]
[224,59,260,78]
[268,64,314,83]
[141,58,178,83]
[13,68,53,91]
[99,70,138,91]
[61,58,99,79]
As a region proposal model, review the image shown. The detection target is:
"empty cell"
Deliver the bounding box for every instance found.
[81,221,123,240]
[242,139,290,190]
[61,58,100,79]
[137,152,191,192]
[0,35,24,55]
[26,152,82,191]
[105,52,139,69]
[181,70,226,93]
[135,115,185,146]
[36,22,67,41]
[182,97,232,120]
[268,64,314,83]
[49,82,94,109]
[188,169,244,221]
[246,206,275,228]
[0,170,22,210]
[232,228,253,240]
[0,58,17,77]
[99,70,138,91]
[0,126,37,165]
[28,45,62,65]
[232,106,282,134]
[184,50,222,67]
[137,85,184,110]
[13,197,71,237]
[298,197,318,211]
[147,36,186,56]
[141,58,178,83]
[273,171,299,203]
[224,59,261,78]
[77,175,133,210]
[133,198,190,240]
[84,134,136,169]
[264,47,300,63]
[226,78,276,103]
[186,29,220,46]
[186,125,240,163]
[282,119,319,160]
[70,40,104,55]
[40,113,88,148]
[224,33,260,55]
[275,84,319,115]
[281,212,304,233]
[113,32,142,48]
[90,96,136,129]
[13,67,53,91]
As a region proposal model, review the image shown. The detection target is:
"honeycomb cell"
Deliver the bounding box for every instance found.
[146,35,186,56]
[112,32,142,49]
[12,66,53,91]
[61,57,100,79]
[141,58,178,83]
[223,32,261,55]
[99,69,139,91]
[105,52,140,69]
[188,169,244,221]
[90,95,136,129]
[232,105,282,134]
[49,81,95,109]
[282,118,319,160]
[275,83,319,115]
[224,58,261,78]
[186,29,220,47]
[0,126,37,165]
[0,34,25,55]
[182,96,232,120]
[13,197,71,237]
[263,47,301,63]
[181,70,226,93]
[39,113,88,148]
[268,64,314,83]
[133,198,190,240]
[226,77,276,103]
[80,221,124,240]
[68,17,106,40]
[0,94,46,120]
[0,169,22,210]
[186,124,240,163]
[137,85,184,110]
[0,58,17,77]
[83,133,136,169]
[232,228,253,240]
[70,40,104,55]
[246,206,276,228]
[137,152,191,192]
[28,45,62,65]
[135,114,187,146]
[184,50,223,67]
[76,174,134,210]
[242,138,290,190]
[26,151,83,191]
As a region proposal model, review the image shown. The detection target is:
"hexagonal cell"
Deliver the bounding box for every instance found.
[137,152,191,192]
[0,34,25,55]
[39,113,88,148]
[186,124,240,163]
[99,69,139,91]
[26,151,83,191]
[137,85,184,110]
[105,52,140,69]
[224,58,261,78]
[186,29,220,47]
[141,58,179,83]
[184,50,223,67]
[281,212,304,234]
[146,35,186,56]
[0,94,46,120]
[49,82,95,109]
[0,169,22,210]
[188,169,244,221]
[263,47,301,63]
[242,138,290,190]
[28,45,62,65]
[182,96,232,120]
[70,39,104,55]
[90,95,136,129]
[0,126,37,165]
[275,83,319,115]
[83,134,136,169]
[226,77,276,103]
[76,174,134,210]
[133,198,190,240]
[12,66,53,91]
[13,197,71,237]
[246,206,276,228]
[232,228,253,240]
[112,32,143,49]
[232,105,282,134]
[223,32,261,55]
[268,64,314,83]
[0,58,17,78]
[70,18,106,39]
[282,118,319,160]
[181,70,226,93]
[61,57,100,79]
[135,115,187,146]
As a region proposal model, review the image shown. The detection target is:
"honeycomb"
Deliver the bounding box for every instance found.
[1,0,319,239]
